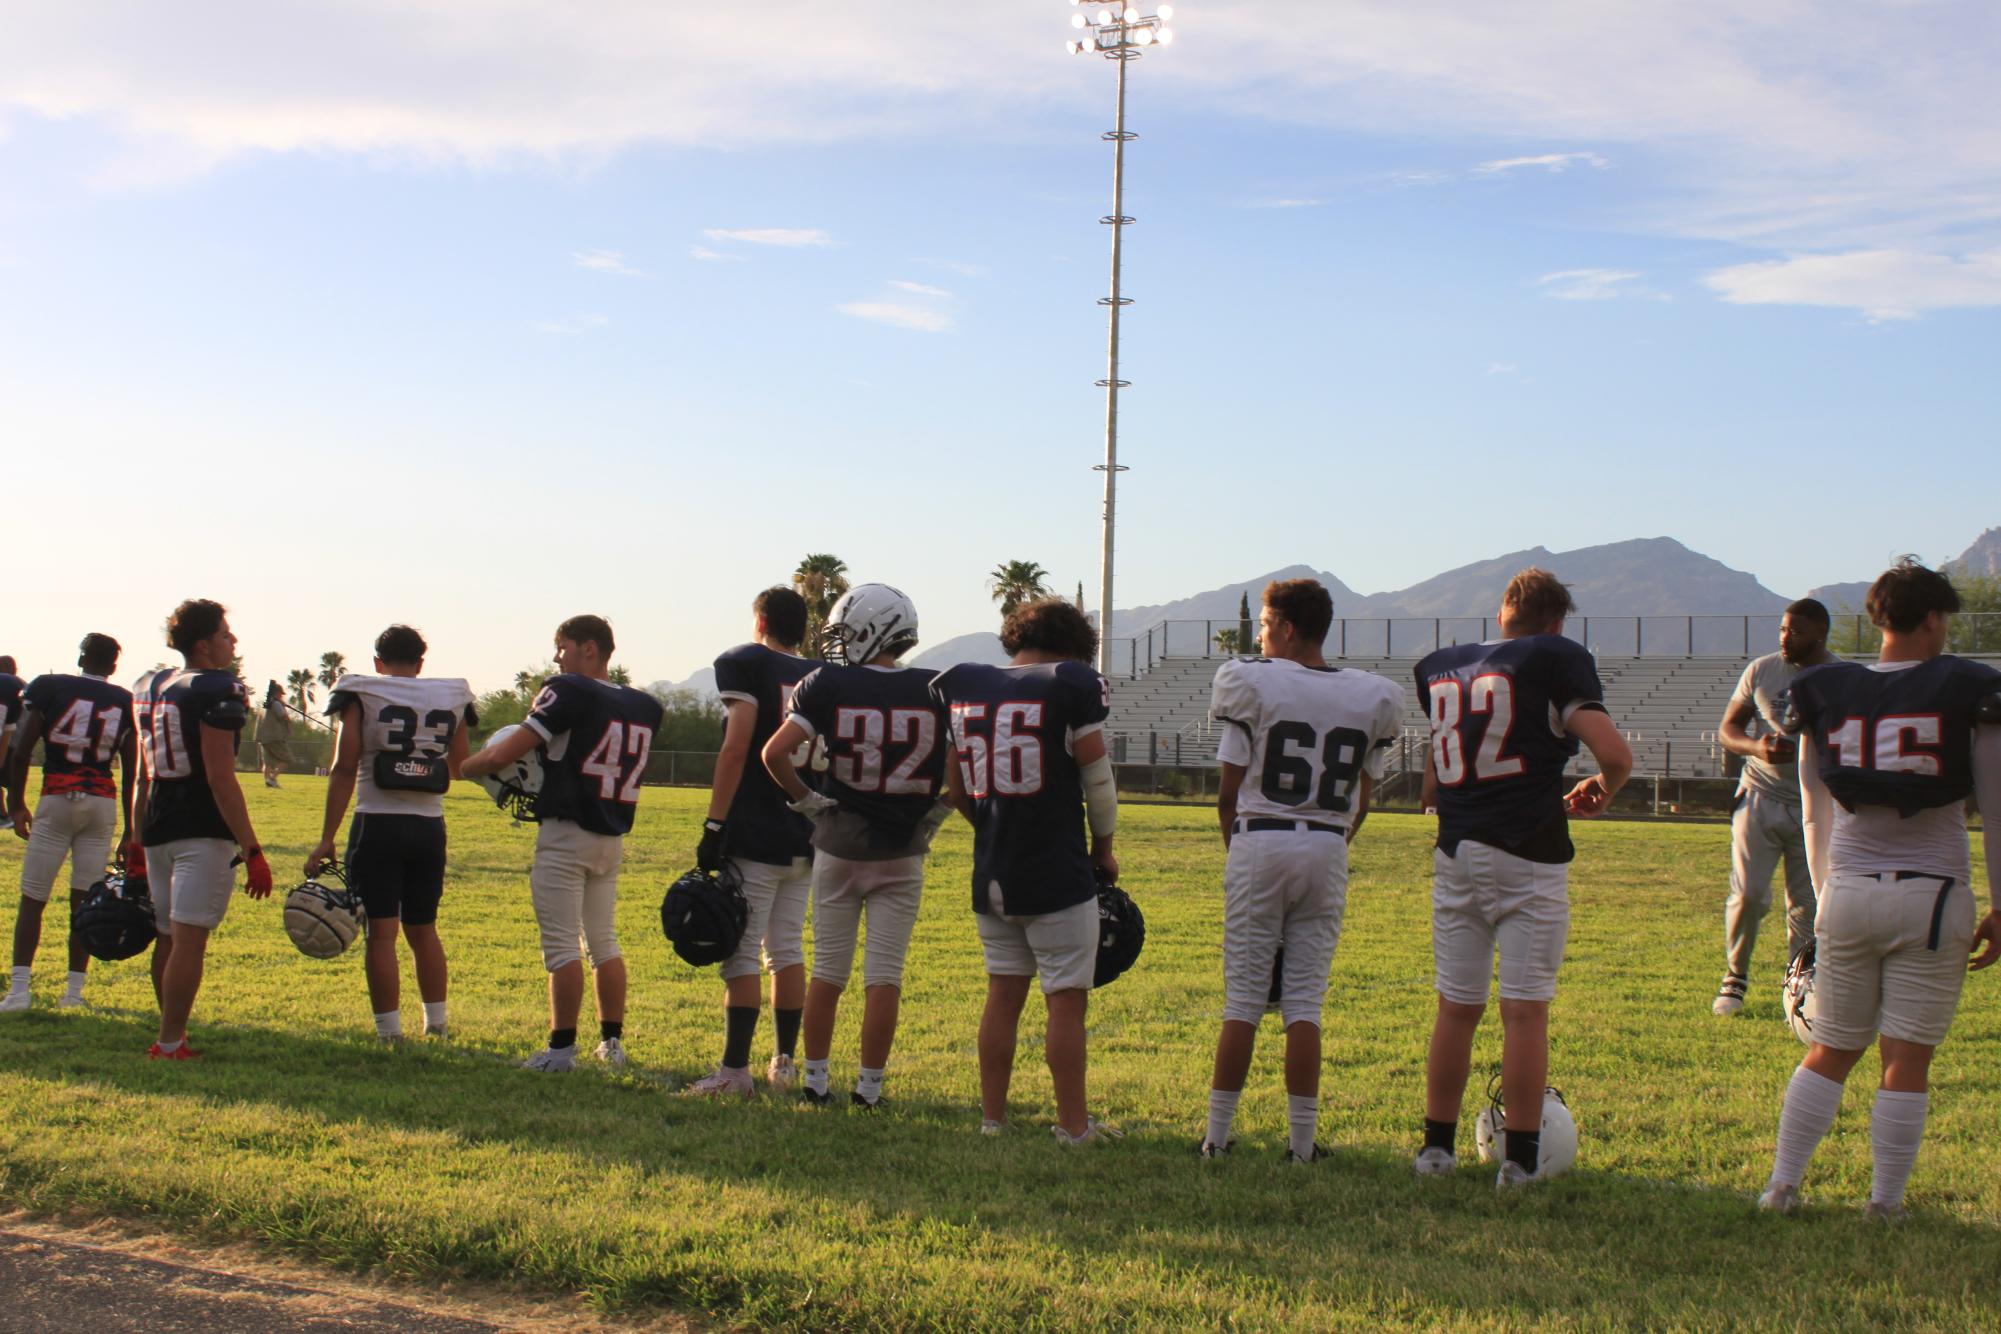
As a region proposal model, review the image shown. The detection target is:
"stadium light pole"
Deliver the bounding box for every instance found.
[1067,2,1174,675]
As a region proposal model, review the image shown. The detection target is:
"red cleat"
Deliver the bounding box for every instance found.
[146,1042,202,1061]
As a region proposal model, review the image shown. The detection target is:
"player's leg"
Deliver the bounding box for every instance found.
[525,822,590,1071]
[692,858,778,1095]
[1718,791,1778,1014]
[350,816,408,1040]
[976,906,1037,1129]
[1864,876,1975,1215]
[5,795,73,1009]
[1028,896,1100,1142]
[1776,801,1816,966]
[1421,844,1496,1173]
[1205,835,1271,1154]
[403,817,450,1037]
[152,839,233,1054]
[63,797,119,993]
[1491,851,1568,1185]
[581,836,626,1066]
[1277,835,1347,1164]
[852,857,923,1109]
[801,856,861,1102]
[762,857,811,1087]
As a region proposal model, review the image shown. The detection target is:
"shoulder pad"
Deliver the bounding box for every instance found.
[206,695,249,727]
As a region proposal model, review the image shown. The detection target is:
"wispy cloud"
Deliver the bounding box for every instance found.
[702,228,833,248]
[1537,268,1643,300]
[687,245,742,263]
[1247,197,1325,209]
[1485,361,1519,376]
[1703,248,2001,321]
[916,257,984,278]
[889,279,951,297]
[1475,151,1609,176]
[838,301,952,333]
[537,314,611,335]
[572,249,644,276]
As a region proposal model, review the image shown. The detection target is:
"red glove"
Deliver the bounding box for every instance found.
[126,844,147,876]
[243,848,273,898]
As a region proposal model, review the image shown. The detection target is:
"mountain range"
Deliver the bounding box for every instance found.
[655,528,1997,688]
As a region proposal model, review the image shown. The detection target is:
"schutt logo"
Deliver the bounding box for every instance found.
[392,759,434,777]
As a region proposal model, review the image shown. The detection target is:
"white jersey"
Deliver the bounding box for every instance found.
[325,673,477,817]
[1210,657,1404,828]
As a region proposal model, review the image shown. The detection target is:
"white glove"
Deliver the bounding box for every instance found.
[788,791,838,820]
[920,800,956,838]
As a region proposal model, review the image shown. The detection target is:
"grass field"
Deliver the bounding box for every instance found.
[1,779,1996,1331]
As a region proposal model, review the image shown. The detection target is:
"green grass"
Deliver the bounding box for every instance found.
[1,780,1996,1330]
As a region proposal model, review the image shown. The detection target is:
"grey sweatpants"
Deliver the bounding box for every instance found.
[1724,785,1815,980]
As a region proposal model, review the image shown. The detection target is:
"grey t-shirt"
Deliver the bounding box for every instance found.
[1731,652,1800,803]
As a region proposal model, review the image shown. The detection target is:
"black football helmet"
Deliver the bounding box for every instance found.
[660,863,749,967]
[1092,878,1145,988]
[71,858,158,961]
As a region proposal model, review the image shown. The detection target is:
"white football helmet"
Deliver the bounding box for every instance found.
[477,724,544,820]
[822,583,919,665]
[284,861,365,960]
[1474,1079,1579,1179]
[1782,941,1818,1045]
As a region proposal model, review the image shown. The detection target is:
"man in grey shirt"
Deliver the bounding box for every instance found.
[1712,598,1832,1015]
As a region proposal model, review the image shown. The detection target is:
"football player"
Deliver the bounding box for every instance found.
[463,615,662,1072]
[1712,598,1833,1016]
[1759,560,2001,1218]
[130,600,271,1060]
[761,584,950,1110]
[0,657,22,776]
[1200,580,1404,1163]
[930,597,1119,1144]
[304,625,476,1043]
[3,634,136,1013]
[1412,569,1632,1187]
[686,587,819,1097]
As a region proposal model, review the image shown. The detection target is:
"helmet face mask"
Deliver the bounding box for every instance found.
[284,858,366,959]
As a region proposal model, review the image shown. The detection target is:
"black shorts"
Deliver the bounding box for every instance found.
[345,813,447,926]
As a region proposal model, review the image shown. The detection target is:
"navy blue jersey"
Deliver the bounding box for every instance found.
[0,673,21,736]
[713,642,819,864]
[1788,656,2001,817]
[134,668,250,845]
[525,674,665,837]
[1415,636,1607,863]
[23,673,134,798]
[789,664,946,847]
[930,660,1113,916]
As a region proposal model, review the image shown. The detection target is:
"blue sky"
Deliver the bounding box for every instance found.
[4,1,1998,692]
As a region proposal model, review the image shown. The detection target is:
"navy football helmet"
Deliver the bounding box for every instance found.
[1092,879,1145,988]
[660,863,749,967]
[72,858,157,962]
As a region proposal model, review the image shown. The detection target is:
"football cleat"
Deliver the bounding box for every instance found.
[1197,1139,1233,1160]
[821,584,920,665]
[57,993,88,1011]
[1713,973,1748,1017]
[684,1065,755,1098]
[851,1090,884,1112]
[1414,1147,1457,1177]
[147,1042,201,1061]
[1759,1182,1801,1214]
[1286,1144,1328,1166]
[766,1053,798,1091]
[1052,1117,1123,1147]
[423,1024,449,1041]
[0,991,28,1014]
[520,1046,577,1073]
[1495,1161,1535,1191]
[980,1119,1006,1137]
[593,1037,629,1069]
[801,1086,834,1106]
[1864,1200,1907,1223]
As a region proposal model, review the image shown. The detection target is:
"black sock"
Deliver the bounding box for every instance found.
[1424,1118,1457,1153]
[723,1006,759,1070]
[549,1027,577,1051]
[600,1020,623,1042]
[774,1007,802,1058]
[1506,1128,1541,1174]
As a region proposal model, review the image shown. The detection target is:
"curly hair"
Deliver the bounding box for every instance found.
[1000,597,1099,662]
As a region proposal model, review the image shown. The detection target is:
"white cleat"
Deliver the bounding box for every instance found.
[1414,1147,1458,1177]
[1713,974,1748,1016]
[0,991,29,1014]
[683,1064,755,1098]
[766,1054,797,1092]
[593,1037,629,1069]
[1758,1182,1801,1214]
[1864,1200,1906,1223]
[1052,1116,1124,1147]
[1495,1161,1535,1191]
[980,1119,1006,1137]
[56,993,88,1011]
[520,1046,577,1073]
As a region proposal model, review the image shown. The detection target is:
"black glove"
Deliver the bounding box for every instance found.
[696,818,728,873]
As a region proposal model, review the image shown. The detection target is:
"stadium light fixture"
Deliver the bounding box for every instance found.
[1067,0,1175,674]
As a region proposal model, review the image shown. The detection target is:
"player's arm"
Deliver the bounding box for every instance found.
[200,722,270,898]
[461,723,543,779]
[447,716,471,780]
[1968,715,2001,970]
[1718,691,1792,766]
[306,700,363,876]
[1561,709,1632,817]
[4,706,44,838]
[1217,761,1245,848]
[1796,734,1834,893]
[1075,726,1117,882]
[116,725,137,846]
[761,718,818,803]
[128,757,150,866]
[1420,747,1438,813]
[1348,768,1373,842]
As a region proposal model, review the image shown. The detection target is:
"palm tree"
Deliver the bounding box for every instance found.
[988,560,1053,621]
[793,553,851,653]
[317,651,347,692]
[285,668,316,715]
[1214,628,1242,655]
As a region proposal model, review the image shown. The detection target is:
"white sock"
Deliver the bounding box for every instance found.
[1769,1065,1845,1189]
[64,971,87,998]
[804,1058,831,1095]
[1288,1094,1319,1160]
[422,1001,447,1030]
[856,1066,885,1101]
[1205,1088,1241,1149]
[156,1038,183,1054]
[1869,1088,1928,1208]
[8,966,27,995]
[374,1010,403,1038]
